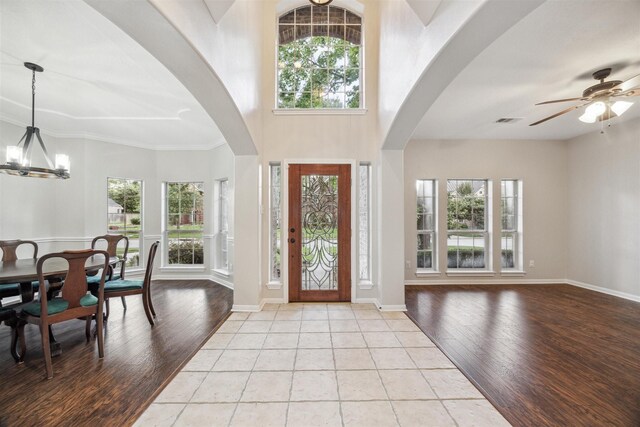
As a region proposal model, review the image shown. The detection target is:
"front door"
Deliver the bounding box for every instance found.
[288,164,351,302]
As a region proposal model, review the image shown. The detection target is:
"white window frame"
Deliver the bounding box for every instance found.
[275,4,364,111]
[358,162,372,285]
[446,179,492,272]
[214,178,230,273]
[163,182,205,267]
[501,179,523,271]
[269,163,282,284]
[106,177,144,271]
[416,179,437,273]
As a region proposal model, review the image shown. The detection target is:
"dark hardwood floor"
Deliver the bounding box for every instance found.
[405,284,640,427]
[0,280,232,427]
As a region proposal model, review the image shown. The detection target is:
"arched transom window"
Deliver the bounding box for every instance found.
[277,5,362,109]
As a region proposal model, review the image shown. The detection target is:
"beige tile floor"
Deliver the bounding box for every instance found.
[135,303,511,427]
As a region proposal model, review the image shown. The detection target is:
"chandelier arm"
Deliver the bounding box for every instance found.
[34,128,55,169]
[22,128,34,166]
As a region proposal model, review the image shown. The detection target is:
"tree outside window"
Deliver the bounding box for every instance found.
[107,178,142,267]
[277,5,362,109]
[166,182,204,265]
[447,180,488,269]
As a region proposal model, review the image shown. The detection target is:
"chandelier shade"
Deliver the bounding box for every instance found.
[0,62,70,179]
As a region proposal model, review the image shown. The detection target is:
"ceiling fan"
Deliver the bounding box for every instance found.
[530,68,640,126]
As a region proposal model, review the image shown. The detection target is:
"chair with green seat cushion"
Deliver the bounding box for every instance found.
[18,249,109,379]
[22,294,98,316]
[88,234,129,313]
[101,241,159,326]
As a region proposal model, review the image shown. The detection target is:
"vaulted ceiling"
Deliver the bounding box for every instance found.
[1,0,638,151]
[0,0,225,150]
[411,0,640,140]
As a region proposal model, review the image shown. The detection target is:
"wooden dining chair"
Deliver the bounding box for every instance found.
[96,241,159,326]
[0,240,40,300]
[87,234,129,314]
[18,249,109,379]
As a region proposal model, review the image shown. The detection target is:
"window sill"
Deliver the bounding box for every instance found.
[416,270,441,277]
[212,268,231,277]
[160,266,206,273]
[358,280,374,290]
[446,270,496,277]
[272,108,367,116]
[266,281,282,290]
[501,270,526,277]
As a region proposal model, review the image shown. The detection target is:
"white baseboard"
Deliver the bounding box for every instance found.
[566,279,640,303]
[232,303,264,312]
[379,304,408,312]
[262,297,286,304]
[352,298,380,307]
[154,275,215,281]
[210,276,234,290]
[404,278,563,286]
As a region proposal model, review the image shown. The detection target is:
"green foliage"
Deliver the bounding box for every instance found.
[168,239,204,265]
[130,217,140,226]
[167,183,204,227]
[108,179,141,213]
[447,183,485,230]
[278,36,360,108]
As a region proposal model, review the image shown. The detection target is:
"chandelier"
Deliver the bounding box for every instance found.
[0,62,70,179]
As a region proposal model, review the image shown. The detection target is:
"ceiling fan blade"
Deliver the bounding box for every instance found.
[529,103,588,126]
[535,97,584,105]
[614,74,640,93]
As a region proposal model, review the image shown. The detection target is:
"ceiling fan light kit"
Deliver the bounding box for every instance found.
[0,62,70,179]
[309,0,333,5]
[530,68,639,127]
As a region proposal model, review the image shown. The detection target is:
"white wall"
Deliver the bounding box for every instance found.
[0,120,235,283]
[404,138,569,282]
[567,118,640,299]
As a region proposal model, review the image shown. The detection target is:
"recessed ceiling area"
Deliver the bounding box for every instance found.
[0,0,225,150]
[412,0,640,141]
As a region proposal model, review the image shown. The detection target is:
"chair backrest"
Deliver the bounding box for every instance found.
[0,240,38,262]
[91,234,129,278]
[142,241,160,289]
[36,249,109,314]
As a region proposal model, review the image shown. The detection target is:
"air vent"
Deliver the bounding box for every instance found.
[495,117,523,124]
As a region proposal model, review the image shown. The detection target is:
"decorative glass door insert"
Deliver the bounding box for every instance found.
[289,164,351,302]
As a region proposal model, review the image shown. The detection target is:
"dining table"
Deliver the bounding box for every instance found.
[0,255,118,357]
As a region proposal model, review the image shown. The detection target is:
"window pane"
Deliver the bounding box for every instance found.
[277,5,361,109]
[270,164,282,281]
[166,182,204,265]
[416,180,436,270]
[447,180,487,269]
[107,178,142,268]
[501,180,520,269]
[358,163,371,281]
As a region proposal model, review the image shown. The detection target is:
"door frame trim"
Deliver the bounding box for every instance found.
[282,159,357,304]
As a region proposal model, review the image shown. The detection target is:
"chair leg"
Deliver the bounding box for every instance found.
[142,293,154,326]
[41,322,53,379]
[96,306,104,358]
[148,287,156,317]
[85,316,92,341]
[105,299,110,319]
[121,296,127,311]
